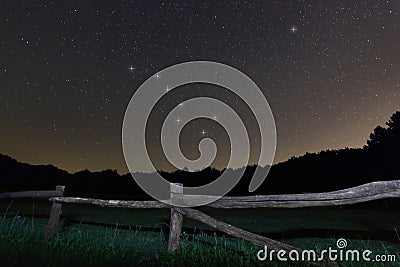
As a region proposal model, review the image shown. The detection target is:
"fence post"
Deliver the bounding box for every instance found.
[168,183,183,252]
[45,185,65,239]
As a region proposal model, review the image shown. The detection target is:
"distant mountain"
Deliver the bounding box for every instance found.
[0,154,144,199]
[0,111,399,199]
[0,153,68,191]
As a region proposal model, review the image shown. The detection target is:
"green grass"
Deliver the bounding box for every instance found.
[2,199,400,234]
[0,215,399,267]
[0,215,265,267]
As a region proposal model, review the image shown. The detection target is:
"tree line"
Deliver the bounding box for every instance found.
[0,111,399,199]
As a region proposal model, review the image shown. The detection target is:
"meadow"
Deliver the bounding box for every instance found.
[0,199,399,266]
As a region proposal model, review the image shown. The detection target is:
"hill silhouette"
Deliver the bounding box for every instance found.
[0,111,399,199]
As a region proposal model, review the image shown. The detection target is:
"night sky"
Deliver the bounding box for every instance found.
[1,1,399,174]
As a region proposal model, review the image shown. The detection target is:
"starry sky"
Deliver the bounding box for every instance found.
[0,1,399,174]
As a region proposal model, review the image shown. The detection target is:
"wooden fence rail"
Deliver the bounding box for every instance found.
[0,185,65,239]
[51,180,400,266]
[0,188,64,200]
[2,180,400,266]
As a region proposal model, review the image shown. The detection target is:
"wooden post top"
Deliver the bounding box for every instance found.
[170,183,183,194]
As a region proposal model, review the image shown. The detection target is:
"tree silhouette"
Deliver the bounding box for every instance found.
[0,111,399,199]
[366,111,400,152]
[386,111,400,147]
[366,126,388,148]
[387,111,400,130]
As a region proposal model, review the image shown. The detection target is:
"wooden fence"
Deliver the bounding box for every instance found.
[1,180,400,266]
[0,185,65,239]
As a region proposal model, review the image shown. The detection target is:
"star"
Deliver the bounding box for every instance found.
[1,0,397,175]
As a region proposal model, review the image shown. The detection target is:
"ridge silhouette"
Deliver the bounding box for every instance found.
[0,111,399,202]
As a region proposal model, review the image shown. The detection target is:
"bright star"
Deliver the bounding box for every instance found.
[155,73,160,79]
[290,25,298,33]
[128,65,135,72]
[201,130,206,136]
[176,117,182,124]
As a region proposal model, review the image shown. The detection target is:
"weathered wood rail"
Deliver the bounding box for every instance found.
[51,180,400,266]
[2,180,400,266]
[0,185,65,239]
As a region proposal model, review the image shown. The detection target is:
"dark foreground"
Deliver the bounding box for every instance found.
[0,200,399,267]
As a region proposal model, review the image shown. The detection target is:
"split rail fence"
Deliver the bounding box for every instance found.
[1,180,400,266]
[0,185,65,239]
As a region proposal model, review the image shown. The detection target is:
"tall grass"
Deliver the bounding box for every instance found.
[0,216,268,267]
[0,216,398,267]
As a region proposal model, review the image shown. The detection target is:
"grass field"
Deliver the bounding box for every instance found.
[0,200,399,266]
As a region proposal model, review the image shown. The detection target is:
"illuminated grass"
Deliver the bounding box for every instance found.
[0,216,398,267]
